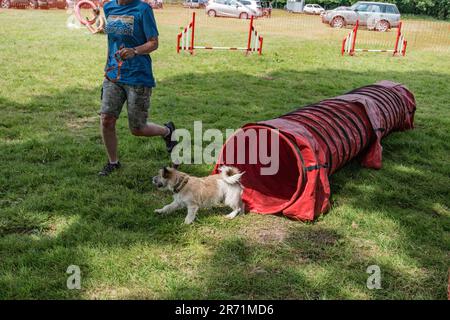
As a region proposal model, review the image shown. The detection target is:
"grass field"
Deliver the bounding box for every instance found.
[0,6,449,299]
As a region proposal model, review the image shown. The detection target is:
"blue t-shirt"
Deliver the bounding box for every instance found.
[104,0,159,87]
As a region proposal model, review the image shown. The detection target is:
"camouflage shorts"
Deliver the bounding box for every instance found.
[100,79,152,130]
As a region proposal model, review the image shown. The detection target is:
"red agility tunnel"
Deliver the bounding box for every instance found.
[214,81,416,221]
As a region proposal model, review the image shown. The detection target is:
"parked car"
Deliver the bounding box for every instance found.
[1,0,74,8]
[142,0,162,9]
[150,0,163,9]
[206,0,262,19]
[183,0,208,9]
[239,0,262,16]
[303,3,324,15]
[321,1,401,32]
[27,0,67,9]
[0,0,30,8]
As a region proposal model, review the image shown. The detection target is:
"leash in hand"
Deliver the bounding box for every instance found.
[104,45,125,83]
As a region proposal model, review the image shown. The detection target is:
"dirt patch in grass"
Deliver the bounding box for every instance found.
[87,286,158,300]
[238,215,291,245]
[301,227,340,246]
[66,116,98,131]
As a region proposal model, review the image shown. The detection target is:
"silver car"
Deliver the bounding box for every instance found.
[206,0,261,19]
[321,1,401,32]
[183,0,208,8]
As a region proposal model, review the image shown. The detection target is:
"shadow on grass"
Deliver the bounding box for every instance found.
[162,228,444,299]
[0,68,449,298]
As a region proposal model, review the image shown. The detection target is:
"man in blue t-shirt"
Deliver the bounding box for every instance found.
[98,0,176,176]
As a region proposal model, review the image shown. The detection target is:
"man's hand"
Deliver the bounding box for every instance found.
[118,37,158,60]
[118,48,136,60]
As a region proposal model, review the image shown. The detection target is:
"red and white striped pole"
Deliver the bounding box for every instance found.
[190,12,196,55]
[402,40,407,56]
[177,33,181,53]
[258,36,263,55]
[350,20,359,56]
[393,21,402,56]
[247,15,254,54]
[341,37,347,56]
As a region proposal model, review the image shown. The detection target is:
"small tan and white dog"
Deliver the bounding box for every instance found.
[152,166,245,224]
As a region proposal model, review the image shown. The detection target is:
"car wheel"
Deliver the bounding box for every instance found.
[1,0,11,8]
[330,16,345,28]
[239,12,248,19]
[207,9,216,17]
[375,20,390,32]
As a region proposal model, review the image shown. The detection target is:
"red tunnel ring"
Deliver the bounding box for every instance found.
[215,125,306,215]
[75,0,99,26]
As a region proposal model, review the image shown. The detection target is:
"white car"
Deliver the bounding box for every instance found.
[239,0,263,16]
[304,4,325,15]
[206,0,261,19]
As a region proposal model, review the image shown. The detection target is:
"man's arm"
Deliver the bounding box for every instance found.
[119,37,158,60]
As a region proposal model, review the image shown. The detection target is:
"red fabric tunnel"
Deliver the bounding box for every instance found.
[213,81,416,221]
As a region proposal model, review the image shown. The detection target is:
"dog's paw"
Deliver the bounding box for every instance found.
[154,208,164,214]
[184,216,195,224]
[225,210,240,219]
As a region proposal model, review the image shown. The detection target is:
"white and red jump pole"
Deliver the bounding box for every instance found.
[177,11,196,54]
[177,12,263,55]
[393,21,408,56]
[342,20,407,56]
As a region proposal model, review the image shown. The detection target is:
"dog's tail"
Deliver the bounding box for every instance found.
[219,166,244,185]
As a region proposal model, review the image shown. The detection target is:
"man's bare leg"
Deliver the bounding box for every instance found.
[99,114,122,176]
[130,122,169,137]
[101,113,119,163]
[131,121,177,153]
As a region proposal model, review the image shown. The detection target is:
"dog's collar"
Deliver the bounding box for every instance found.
[173,176,189,193]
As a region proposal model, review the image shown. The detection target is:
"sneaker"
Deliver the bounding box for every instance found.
[98,161,121,176]
[163,121,178,154]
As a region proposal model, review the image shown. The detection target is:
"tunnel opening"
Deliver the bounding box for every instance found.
[216,125,305,214]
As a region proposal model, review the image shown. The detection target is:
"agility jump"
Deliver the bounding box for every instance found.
[177,12,263,55]
[342,20,407,56]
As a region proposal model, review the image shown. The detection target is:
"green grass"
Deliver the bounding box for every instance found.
[0,7,449,299]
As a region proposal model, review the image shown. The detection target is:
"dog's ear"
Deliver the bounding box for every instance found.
[162,166,172,178]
